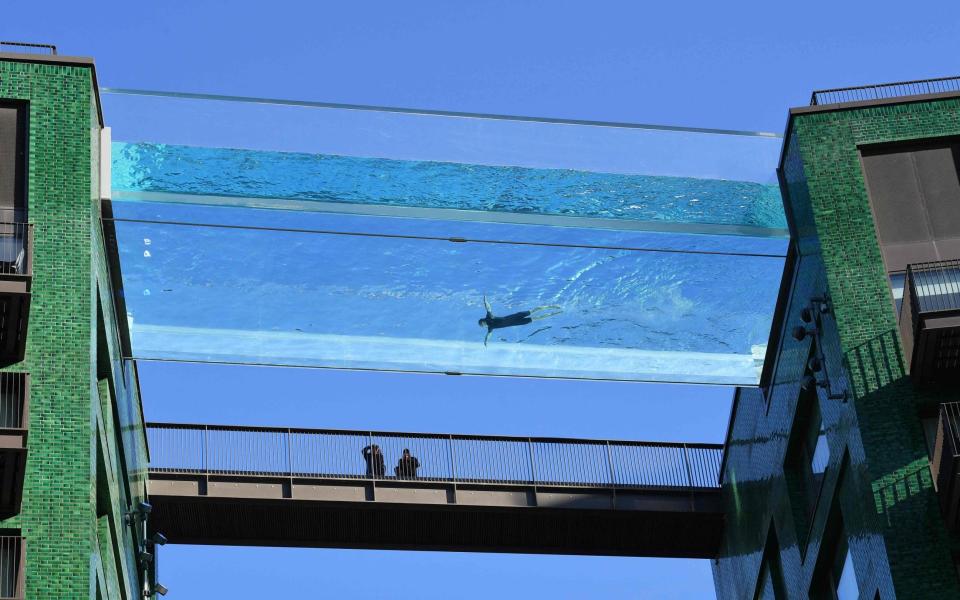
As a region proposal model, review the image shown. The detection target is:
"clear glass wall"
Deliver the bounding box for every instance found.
[103,89,787,384]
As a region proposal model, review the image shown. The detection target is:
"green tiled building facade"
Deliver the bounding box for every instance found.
[713,95,960,598]
[0,54,149,598]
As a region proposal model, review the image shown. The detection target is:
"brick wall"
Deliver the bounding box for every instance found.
[0,58,148,599]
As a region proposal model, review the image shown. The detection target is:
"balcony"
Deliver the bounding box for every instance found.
[0,536,24,600]
[900,259,960,383]
[932,403,960,531]
[0,220,30,366]
[0,374,27,519]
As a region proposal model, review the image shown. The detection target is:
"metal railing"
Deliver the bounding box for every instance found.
[0,536,24,600]
[900,259,960,365]
[0,212,31,277]
[810,76,960,106]
[0,42,56,56]
[0,374,27,430]
[907,259,960,314]
[147,423,723,489]
[939,403,960,460]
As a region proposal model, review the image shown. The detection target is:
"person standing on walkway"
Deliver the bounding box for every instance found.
[362,443,386,478]
[395,448,421,479]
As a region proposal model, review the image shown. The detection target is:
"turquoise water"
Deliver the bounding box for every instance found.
[111,142,786,384]
[113,142,786,230]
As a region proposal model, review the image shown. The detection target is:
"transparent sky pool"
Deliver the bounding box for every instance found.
[104,89,788,384]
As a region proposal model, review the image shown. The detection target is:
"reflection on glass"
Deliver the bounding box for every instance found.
[812,429,829,475]
[102,89,783,184]
[889,272,905,319]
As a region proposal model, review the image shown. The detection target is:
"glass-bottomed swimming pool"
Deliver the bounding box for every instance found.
[104,90,788,384]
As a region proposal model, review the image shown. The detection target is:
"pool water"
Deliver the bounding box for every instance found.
[113,142,786,230]
[111,142,786,384]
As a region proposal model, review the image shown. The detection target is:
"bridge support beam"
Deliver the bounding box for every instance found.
[149,473,724,558]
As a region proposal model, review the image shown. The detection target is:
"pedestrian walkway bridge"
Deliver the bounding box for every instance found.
[146,423,725,557]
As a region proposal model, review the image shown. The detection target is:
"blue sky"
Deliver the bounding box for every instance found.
[8,1,960,597]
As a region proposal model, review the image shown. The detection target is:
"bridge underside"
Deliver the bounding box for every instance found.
[149,473,724,558]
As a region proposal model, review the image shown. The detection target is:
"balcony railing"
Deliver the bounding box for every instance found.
[0,220,31,278]
[810,76,960,106]
[147,423,723,490]
[932,402,960,531]
[0,217,32,365]
[0,536,24,600]
[0,373,28,519]
[900,259,960,382]
[0,41,56,56]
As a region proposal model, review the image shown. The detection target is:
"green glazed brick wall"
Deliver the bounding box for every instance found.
[791,99,960,599]
[714,97,960,600]
[0,58,147,599]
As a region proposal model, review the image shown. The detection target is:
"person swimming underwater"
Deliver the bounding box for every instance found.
[478,296,562,346]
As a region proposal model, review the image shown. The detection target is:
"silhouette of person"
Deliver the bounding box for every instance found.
[395,448,420,479]
[478,296,561,346]
[362,444,386,478]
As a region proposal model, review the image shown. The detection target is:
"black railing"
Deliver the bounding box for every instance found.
[0,213,31,278]
[0,42,56,56]
[0,536,23,600]
[810,76,960,106]
[0,374,27,430]
[908,259,960,314]
[147,423,723,489]
[900,259,960,370]
[938,403,960,462]
[933,402,960,515]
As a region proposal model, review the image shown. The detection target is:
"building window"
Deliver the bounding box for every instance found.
[810,459,858,600]
[0,102,27,221]
[811,527,859,600]
[755,524,787,600]
[785,351,829,554]
[835,546,859,600]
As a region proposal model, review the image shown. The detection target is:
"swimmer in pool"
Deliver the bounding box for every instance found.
[479,296,562,346]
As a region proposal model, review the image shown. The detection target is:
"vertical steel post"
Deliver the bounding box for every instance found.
[448,434,457,482]
[286,428,294,477]
[367,432,376,476]
[605,441,617,510]
[448,434,458,504]
[682,443,695,488]
[605,441,616,485]
[527,438,537,485]
[368,431,376,502]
